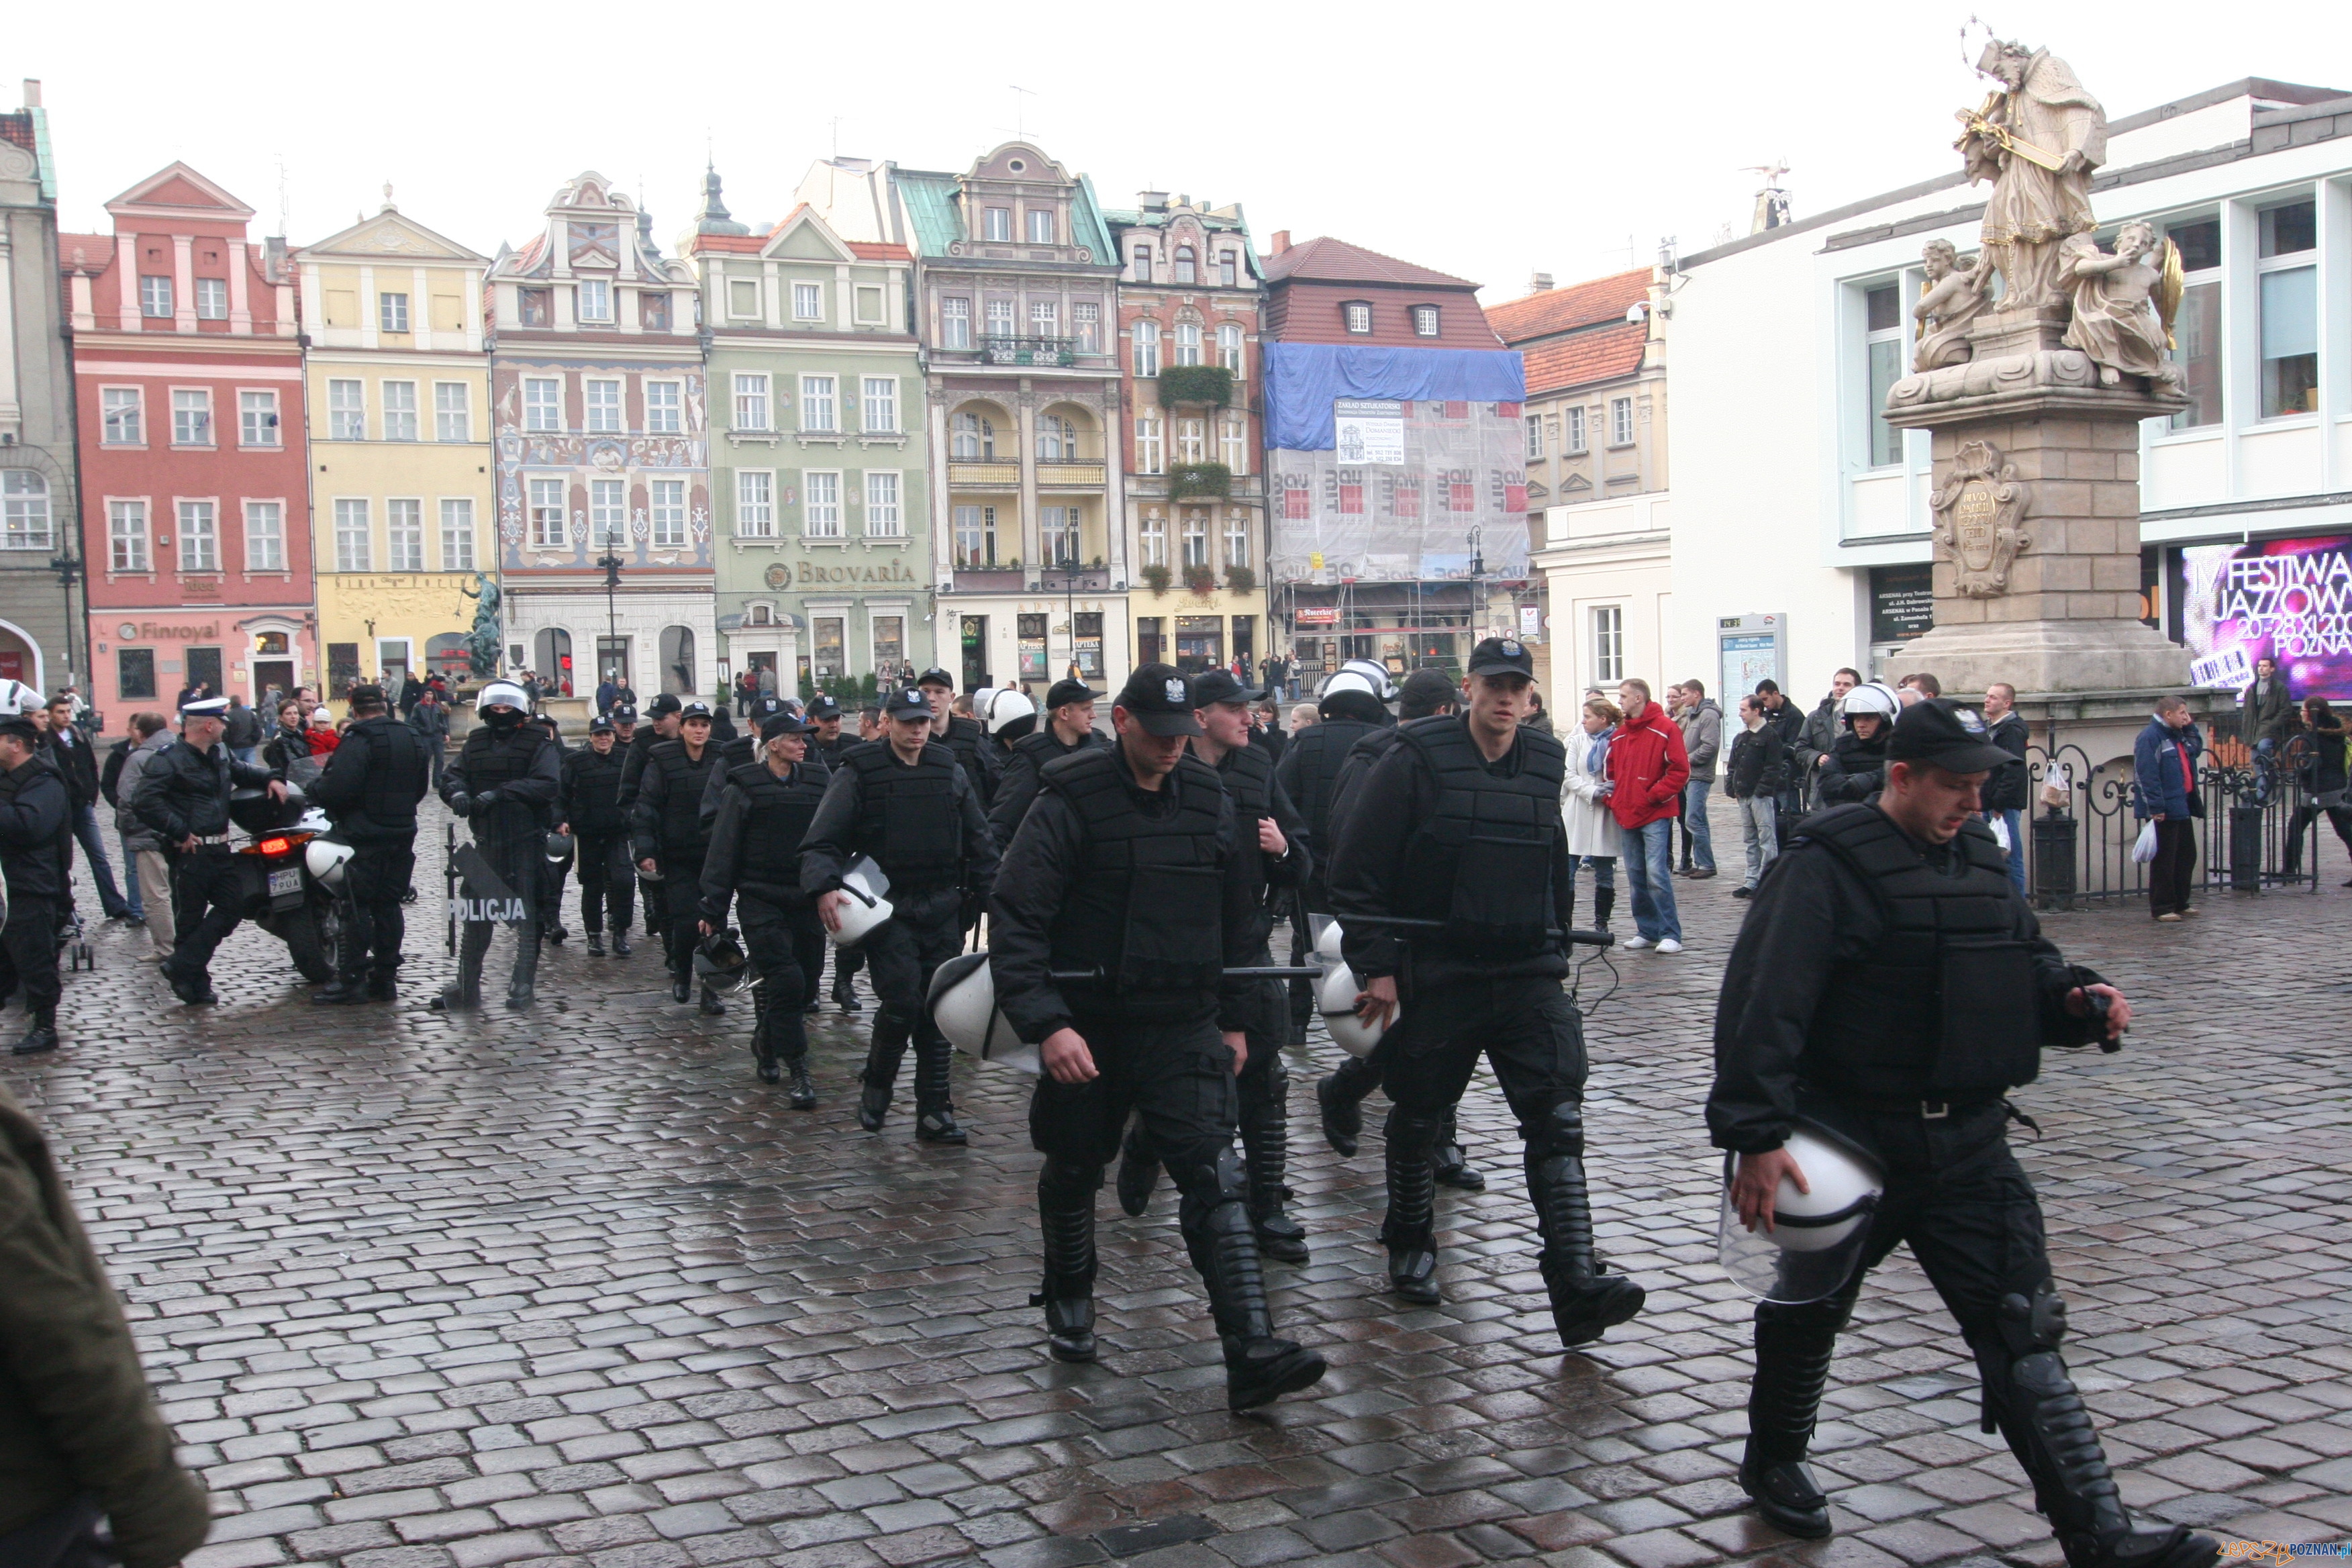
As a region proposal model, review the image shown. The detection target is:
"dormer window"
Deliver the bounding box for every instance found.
[641,292,671,331]
[1134,248,1153,283]
[1343,301,1373,334]
[1411,305,1440,337]
[1219,252,1238,287]
[983,207,1012,242]
[578,278,612,322]
[1174,247,1197,285]
[1027,209,1055,244]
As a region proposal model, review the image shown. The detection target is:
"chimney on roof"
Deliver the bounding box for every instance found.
[1270,230,1290,256]
[1138,191,1169,212]
[1529,271,1554,293]
[21,81,39,109]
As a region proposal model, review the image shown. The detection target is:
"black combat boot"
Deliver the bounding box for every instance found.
[11,1011,58,1056]
[429,924,489,1012]
[1033,1159,1099,1363]
[1115,1124,1160,1216]
[1317,1054,1377,1156]
[913,1043,964,1144]
[699,983,726,1016]
[1193,1197,1326,1412]
[671,970,691,1004]
[750,990,781,1083]
[586,931,605,957]
[1526,1104,1645,1345]
[832,970,861,1012]
[1594,885,1616,932]
[610,927,632,957]
[366,963,399,1001]
[1242,1090,1308,1264]
[1739,1296,1849,1539]
[859,1013,909,1132]
[1430,1106,1485,1191]
[310,979,368,1006]
[506,921,540,1010]
[785,1056,816,1110]
[1382,1109,1442,1304]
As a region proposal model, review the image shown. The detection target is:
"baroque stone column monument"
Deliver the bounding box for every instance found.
[1881,38,2190,732]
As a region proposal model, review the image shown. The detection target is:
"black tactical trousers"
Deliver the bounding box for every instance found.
[0,892,60,1020]
[658,848,710,979]
[738,893,823,1069]
[339,840,415,984]
[165,845,246,987]
[859,888,964,1113]
[573,831,633,934]
[540,849,569,932]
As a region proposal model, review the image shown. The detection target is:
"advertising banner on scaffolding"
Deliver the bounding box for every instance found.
[2179,533,2352,699]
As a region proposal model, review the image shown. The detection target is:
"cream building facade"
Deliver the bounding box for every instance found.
[295,195,491,693]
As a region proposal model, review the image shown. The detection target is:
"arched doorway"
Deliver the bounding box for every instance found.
[532,628,574,695]
[660,626,696,694]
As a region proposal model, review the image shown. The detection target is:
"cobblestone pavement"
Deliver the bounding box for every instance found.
[9,799,2352,1568]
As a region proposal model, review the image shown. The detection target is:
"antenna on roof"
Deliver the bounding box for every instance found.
[1008,85,1037,141]
[830,115,843,158]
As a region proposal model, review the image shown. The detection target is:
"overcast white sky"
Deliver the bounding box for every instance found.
[14,1,2352,306]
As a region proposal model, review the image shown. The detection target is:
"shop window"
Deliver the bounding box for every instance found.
[117,648,156,700]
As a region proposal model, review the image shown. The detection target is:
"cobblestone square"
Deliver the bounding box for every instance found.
[11,804,2351,1568]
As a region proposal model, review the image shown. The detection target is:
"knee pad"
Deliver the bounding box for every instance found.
[1383,1107,1443,1157]
[1996,1280,2067,1359]
[1166,1141,1248,1206]
[1526,1098,1585,1161]
[1038,1157,1104,1205]
[1757,1293,1854,1337]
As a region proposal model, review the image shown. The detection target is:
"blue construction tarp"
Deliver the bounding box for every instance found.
[1263,342,1526,452]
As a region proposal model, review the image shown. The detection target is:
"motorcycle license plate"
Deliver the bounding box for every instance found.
[268,867,303,897]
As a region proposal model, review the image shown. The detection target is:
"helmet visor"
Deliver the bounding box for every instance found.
[1718,1157,1879,1304]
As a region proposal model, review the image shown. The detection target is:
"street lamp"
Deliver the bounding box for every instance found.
[597,548,624,693]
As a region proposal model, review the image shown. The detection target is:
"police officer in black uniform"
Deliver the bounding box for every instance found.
[0,707,70,1053]
[801,687,997,1142]
[1114,671,1311,1262]
[527,712,571,942]
[1312,670,1484,1191]
[1711,700,2212,1568]
[987,677,1106,847]
[989,665,1326,1410]
[132,696,286,1006]
[1275,672,1391,1042]
[1330,638,1645,1347]
[632,699,724,1011]
[618,693,681,948]
[918,667,999,809]
[700,709,830,1103]
[307,683,430,1003]
[436,681,561,1010]
[805,696,852,771]
[558,715,633,957]
[698,693,785,822]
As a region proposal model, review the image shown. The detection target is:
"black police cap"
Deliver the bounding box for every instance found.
[1887,698,2016,774]
[1115,664,1204,736]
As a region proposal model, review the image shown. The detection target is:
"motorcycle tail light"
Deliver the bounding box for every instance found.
[257,836,291,856]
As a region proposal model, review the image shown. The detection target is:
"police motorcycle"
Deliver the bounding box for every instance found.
[227,780,348,983]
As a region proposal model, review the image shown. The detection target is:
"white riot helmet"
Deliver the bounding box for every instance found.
[1317,960,1395,1057]
[980,687,1036,737]
[1718,1124,1884,1304]
[826,857,894,947]
[478,679,530,713]
[0,679,40,718]
[1843,681,1901,725]
[304,836,356,890]
[928,952,1040,1074]
[1321,658,1396,704]
[1312,916,1345,962]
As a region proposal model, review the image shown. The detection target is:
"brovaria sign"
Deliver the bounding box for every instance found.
[796,560,918,585]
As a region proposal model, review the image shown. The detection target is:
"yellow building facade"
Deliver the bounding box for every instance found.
[294,197,491,697]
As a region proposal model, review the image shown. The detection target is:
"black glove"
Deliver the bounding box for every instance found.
[443,792,472,818]
[472,788,501,816]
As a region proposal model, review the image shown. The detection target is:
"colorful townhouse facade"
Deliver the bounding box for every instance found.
[293,194,491,694]
[685,170,932,700]
[800,146,1130,695]
[62,163,313,711]
[485,173,709,700]
[0,83,82,695]
[1104,193,1265,676]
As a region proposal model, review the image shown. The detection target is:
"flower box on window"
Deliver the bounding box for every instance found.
[1156,365,1233,409]
[1168,462,1231,501]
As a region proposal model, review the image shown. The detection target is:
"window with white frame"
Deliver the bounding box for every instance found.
[109,499,150,571]
[649,479,686,547]
[329,379,366,440]
[1565,405,1587,453]
[584,379,622,432]
[435,382,470,441]
[1411,305,1440,337]
[386,498,424,571]
[2166,217,2222,430]
[800,375,837,432]
[952,503,996,566]
[528,478,566,547]
[1177,418,1206,464]
[1,473,52,550]
[951,411,993,459]
[245,500,285,571]
[1037,413,1078,462]
[1135,411,1164,475]
[334,498,372,571]
[2259,199,2318,419]
[1863,283,1906,467]
[1224,512,1248,570]
[1140,509,1167,566]
[195,278,228,320]
[856,285,884,324]
[1181,509,1210,567]
[178,499,218,572]
[639,289,670,333]
[734,373,771,431]
[1174,247,1197,285]
[1218,251,1238,287]
[139,276,173,317]
[383,381,419,441]
[1133,248,1153,283]
[1133,320,1161,377]
[793,281,823,321]
[1611,397,1634,447]
[736,471,775,536]
[865,471,901,535]
[1031,299,1059,339]
[1218,323,1243,373]
[644,381,681,433]
[1174,321,1202,367]
[240,390,279,447]
[524,377,561,432]
[1041,505,1079,565]
[380,292,409,333]
[577,277,612,322]
[983,207,1012,242]
[1526,413,1545,458]
[862,377,898,432]
[1073,301,1099,353]
[942,297,971,349]
[101,388,142,444]
[1219,417,1248,473]
[1591,604,1624,684]
[1344,301,1372,334]
[440,497,475,570]
[172,389,213,446]
[728,279,760,317]
[589,479,626,546]
[1028,208,1056,244]
[803,472,842,537]
[985,299,1016,338]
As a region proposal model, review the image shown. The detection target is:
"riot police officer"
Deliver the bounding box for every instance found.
[918,667,999,808]
[558,715,633,956]
[1330,639,1645,1348]
[132,695,286,1006]
[1115,671,1310,1262]
[1710,700,2211,1568]
[307,683,430,1003]
[632,699,724,1011]
[987,677,1106,846]
[1275,667,1391,1041]
[801,686,997,1142]
[436,682,560,1010]
[700,709,830,1102]
[1313,669,1484,1191]
[0,707,70,1053]
[805,695,853,771]
[699,693,785,821]
[989,664,1326,1410]
[528,712,571,941]
[619,693,682,947]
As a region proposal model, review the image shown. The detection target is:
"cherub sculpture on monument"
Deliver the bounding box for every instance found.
[1955,38,2106,311]
[1913,238,1992,372]
[2058,221,2186,389]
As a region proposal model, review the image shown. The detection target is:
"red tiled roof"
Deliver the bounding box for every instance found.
[1483,268,1651,343]
[58,232,110,272]
[1261,235,1478,290]
[0,112,33,154]
[848,241,910,260]
[685,233,766,254]
[1519,322,1648,396]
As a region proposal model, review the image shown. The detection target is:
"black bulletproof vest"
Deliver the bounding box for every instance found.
[648,740,718,852]
[848,741,962,887]
[461,723,545,791]
[565,746,628,835]
[1395,716,1565,961]
[1289,719,1378,851]
[348,716,427,832]
[1044,747,1226,991]
[1798,805,2043,1101]
[1328,727,1404,845]
[730,758,829,901]
[1215,742,1278,930]
[1013,726,1104,771]
[944,716,994,803]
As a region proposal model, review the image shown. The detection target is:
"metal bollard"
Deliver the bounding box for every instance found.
[2228,803,2264,891]
[2032,810,2077,911]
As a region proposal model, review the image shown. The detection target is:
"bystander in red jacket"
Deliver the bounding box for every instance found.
[1608,695,1690,830]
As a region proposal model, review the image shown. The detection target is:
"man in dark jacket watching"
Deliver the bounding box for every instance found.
[1979,681,2030,893]
[309,684,432,1003]
[1790,669,1859,808]
[407,687,451,788]
[2240,656,2291,801]
[41,693,134,922]
[1723,694,1789,899]
[0,710,71,1054]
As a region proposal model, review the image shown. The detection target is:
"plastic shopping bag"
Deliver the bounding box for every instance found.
[1987,814,2012,854]
[2131,820,2159,864]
